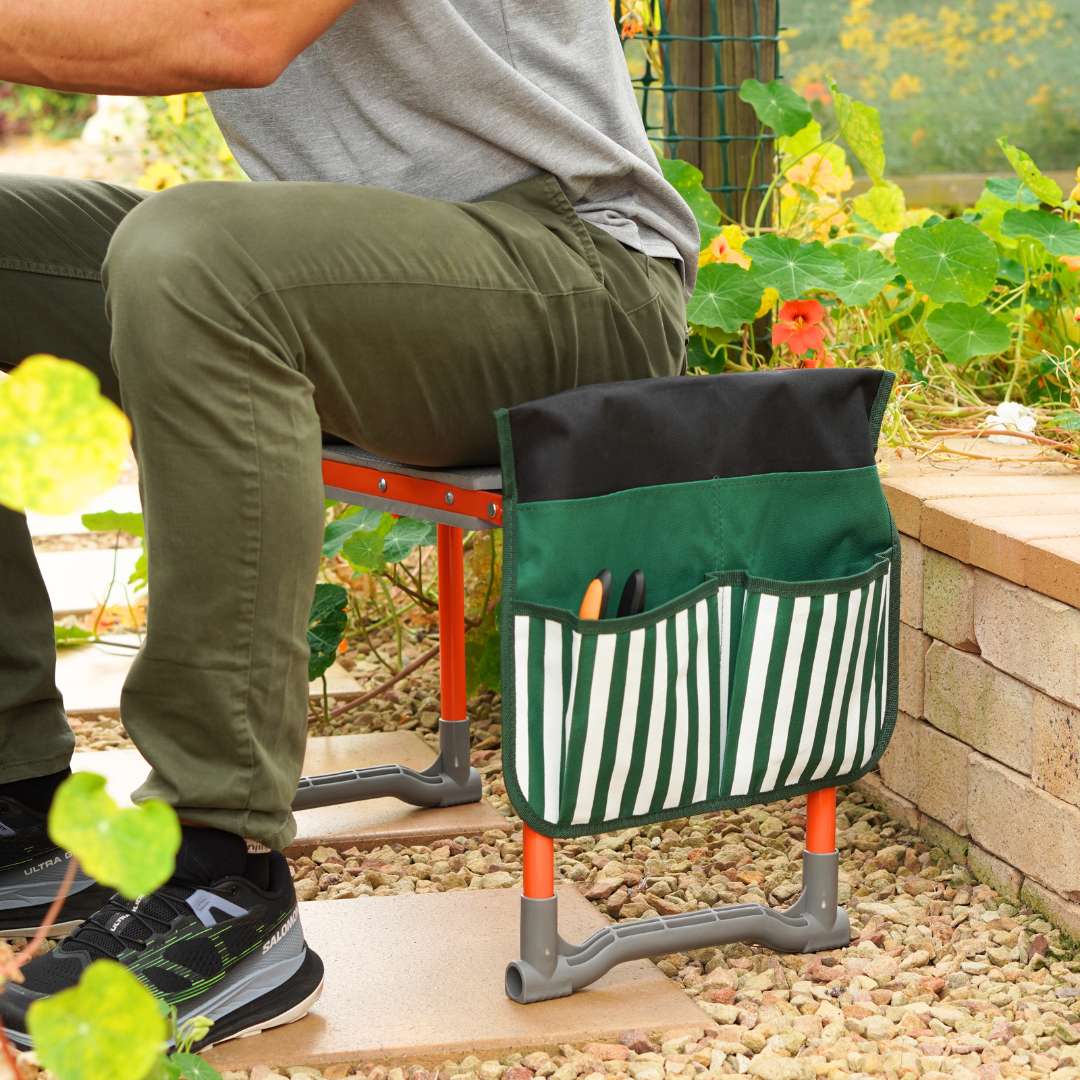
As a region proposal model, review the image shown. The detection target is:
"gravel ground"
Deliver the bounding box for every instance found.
[13,529,1080,1079]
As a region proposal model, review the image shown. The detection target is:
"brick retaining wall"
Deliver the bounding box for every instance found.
[856,448,1080,938]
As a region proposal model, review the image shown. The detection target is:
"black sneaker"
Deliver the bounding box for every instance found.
[0,796,112,937]
[0,851,323,1051]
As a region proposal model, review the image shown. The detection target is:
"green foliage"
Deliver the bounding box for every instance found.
[738,79,812,137]
[831,245,895,306]
[893,220,998,305]
[0,84,94,140]
[28,961,167,1080]
[686,264,763,331]
[852,181,905,233]
[49,773,180,899]
[82,509,148,592]
[742,236,845,299]
[926,304,1011,365]
[154,1052,223,1080]
[1000,209,1080,256]
[0,355,131,516]
[997,138,1064,208]
[307,583,349,681]
[54,625,97,648]
[657,158,720,226]
[830,80,885,183]
[465,607,501,695]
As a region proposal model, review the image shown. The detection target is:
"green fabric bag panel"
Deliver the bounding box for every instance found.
[496,369,900,838]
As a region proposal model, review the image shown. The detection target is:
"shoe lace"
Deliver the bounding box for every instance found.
[66,886,193,960]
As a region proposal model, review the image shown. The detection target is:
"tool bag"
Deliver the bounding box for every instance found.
[496,368,899,839]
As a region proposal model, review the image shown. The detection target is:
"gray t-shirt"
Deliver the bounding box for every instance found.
[205,1,699,293]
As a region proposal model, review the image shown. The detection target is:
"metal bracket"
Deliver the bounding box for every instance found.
[292,719,482,811]
[505,851,849,1003]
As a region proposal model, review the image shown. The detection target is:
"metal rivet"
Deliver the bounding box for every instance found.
[377,477,387,493]
[444,491,455,505]
[488,502,498,518]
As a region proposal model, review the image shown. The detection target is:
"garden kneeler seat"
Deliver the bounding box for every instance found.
[292,443,503,814]
[496,368,900,1003]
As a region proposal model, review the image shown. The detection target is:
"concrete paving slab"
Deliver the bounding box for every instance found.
[38,548,143,615]
[72,732,506,852]
[206,887,709,1069]
[56,637,360,715]
[26,484,142,537]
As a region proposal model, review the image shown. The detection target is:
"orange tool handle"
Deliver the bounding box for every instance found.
[806,787,837,854]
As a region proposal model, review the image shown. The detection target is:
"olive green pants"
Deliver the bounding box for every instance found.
[0,171,686,848]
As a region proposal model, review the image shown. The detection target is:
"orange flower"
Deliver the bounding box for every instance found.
[772,299,827,356]
[698,225,751,269]
[801,350,837,369]
[620,15,644,38]
[1060,254,1080,273]
[801,80,832,106]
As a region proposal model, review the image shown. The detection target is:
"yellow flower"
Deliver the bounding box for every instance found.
[1027,84,1052,108]
[698,225,752,269]
[889,73,923,101]
[1069,166,1080,205]
[756,287,780,319]
[165,94,189,126]
[137,161,185,192]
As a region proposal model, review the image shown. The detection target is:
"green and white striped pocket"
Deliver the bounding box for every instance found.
[508,549,896,835]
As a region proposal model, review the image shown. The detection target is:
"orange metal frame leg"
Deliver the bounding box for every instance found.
[437,524,467,724]
[806,787,837,854]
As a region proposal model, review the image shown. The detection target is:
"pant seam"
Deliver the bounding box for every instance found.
[0,256,101,282]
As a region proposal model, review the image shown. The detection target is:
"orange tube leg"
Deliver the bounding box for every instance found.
[806,787,837,854]
[523,825,555,900]
[437,524,466,723]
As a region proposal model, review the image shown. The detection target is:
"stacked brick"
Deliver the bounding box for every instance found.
[859,456,1080,938]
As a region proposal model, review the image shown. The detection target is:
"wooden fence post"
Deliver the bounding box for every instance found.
[667,0,779,223]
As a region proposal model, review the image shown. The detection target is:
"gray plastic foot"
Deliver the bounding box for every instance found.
[292,719,482,811]
[505,850,849,1003]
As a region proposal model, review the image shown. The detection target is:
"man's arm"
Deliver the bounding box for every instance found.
[0,0,357,95]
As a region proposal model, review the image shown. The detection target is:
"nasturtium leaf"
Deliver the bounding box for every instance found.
[1056,411,1080,431]
[322,506,384,559]
[28,960,167,1080]
[830,82,885,183]
[997,138,1063,207]
[658,157,721,226]
[831,245,896,306]
[894,219,998,305]
[0,355,131,516]
[307,582,348,681]
[926,303,1011,365]
[742,235,845,299]
[340,511,394,572]
[382,517,437,563]
[686,263,764,331]
[49,773,180,899]
[167,1052,223,1080]
[1000,209,1080,256]
[983,177,1039,207]
[54,625,96,649]
[852,181,906,233]
[82,509,148,592]
[737,78,812,137]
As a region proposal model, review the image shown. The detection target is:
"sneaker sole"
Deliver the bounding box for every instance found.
[196,948,326,1050]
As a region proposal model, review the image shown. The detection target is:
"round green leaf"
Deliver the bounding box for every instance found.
[1000,209,1080,256]
[49,773,181,899]
[831,245,896,306]
[743,235,845,299]
[830,83,885,183]
[382,517,437,563]
[997,138,1063,207]
[852,181,906,233]
[0,355,131,516]
[894,219,997,305]
[737,78,812,137]
[686,263,763,332]
[926,303,1011,365]
[658,157,720,227]
[308,582,349,681]
[28,960,167,1080]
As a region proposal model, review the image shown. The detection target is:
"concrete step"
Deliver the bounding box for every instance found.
[73,732,506,853]
[205,886,710,1070]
